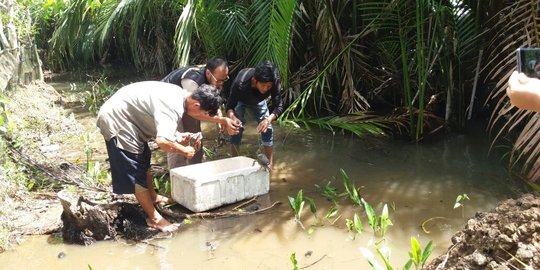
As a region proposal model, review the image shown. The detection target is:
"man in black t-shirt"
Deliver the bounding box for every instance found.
[226,61,283,168]
[162,58,239,168]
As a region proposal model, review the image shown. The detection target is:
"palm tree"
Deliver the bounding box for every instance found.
[485,0,540,183]
[50,0,180,74]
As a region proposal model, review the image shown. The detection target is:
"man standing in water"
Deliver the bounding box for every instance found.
[226,61,283,167]
[97,81,221,232]
[162,58,240,169]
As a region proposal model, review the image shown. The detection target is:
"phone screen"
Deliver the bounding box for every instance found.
[517,48,540,78]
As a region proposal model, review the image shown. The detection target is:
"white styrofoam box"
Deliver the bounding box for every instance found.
[170,156,270,212]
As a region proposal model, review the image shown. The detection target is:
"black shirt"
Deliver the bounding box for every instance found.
[226,68,283,118]
[161,66,208,87]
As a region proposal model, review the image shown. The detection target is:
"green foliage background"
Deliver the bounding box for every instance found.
[16,0,540,181]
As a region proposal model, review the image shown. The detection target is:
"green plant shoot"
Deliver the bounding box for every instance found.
[454,193,470,218]
[404,237,433,270]
[290,252,299,270]
[341,168,362,205]
[361,198,393,237]
[288,189,305,228]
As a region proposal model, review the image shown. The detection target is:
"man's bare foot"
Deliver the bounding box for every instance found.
[146,217,180,232]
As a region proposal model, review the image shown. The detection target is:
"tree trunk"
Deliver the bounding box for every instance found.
[57,190,160,245]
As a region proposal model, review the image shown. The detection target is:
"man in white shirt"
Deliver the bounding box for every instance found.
[97,82,221,232]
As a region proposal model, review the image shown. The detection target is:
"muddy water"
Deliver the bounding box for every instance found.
[0,81,525,269]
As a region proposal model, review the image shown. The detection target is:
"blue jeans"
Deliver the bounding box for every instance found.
[230,100,273,146]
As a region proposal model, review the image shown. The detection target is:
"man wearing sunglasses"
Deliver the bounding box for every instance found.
[162,58,240,168]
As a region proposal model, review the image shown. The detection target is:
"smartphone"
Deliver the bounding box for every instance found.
[517,48,540,78]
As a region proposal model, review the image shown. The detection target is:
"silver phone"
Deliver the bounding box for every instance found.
[517,48,540,78]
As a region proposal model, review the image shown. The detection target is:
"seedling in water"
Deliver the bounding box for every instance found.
[290,253,299,270]
[345,213,363,239]
[360,247,395,270]
[403,237,433,270]
[288,189,306,228]
[454,193,470,218]
[378,204,392,237]
[315,180,344,205]
[361,198,393,237]
[341,168,362,206]
[324,206,342,224]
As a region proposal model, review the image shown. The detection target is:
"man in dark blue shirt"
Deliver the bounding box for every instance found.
[162,58,239,168]
[226,61,283,168]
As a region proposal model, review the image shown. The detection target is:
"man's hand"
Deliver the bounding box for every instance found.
[155,136,195,159]
[174,132,191,146]
[189,132,203,152]
[256,118,271,133]
[222,117,241,135]
[179,145,196,159]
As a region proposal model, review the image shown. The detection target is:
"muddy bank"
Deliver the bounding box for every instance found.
[424,193,540,270]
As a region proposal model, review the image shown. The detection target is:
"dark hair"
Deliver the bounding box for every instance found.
[191,84,222,116]
[254,61,277,83]
[205,58,228,72]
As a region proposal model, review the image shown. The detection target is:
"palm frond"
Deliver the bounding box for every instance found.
[195,1,249,63]
[283,112,406,138]
[281,30,366,119]
[174,0,197,67]
[49,0,97,63]
[247,0,297,84]
[485,0,540,182]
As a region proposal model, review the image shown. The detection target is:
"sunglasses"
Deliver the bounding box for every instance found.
[209,71,229,83]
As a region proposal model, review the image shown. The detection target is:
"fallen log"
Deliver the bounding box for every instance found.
[57,190,159,245]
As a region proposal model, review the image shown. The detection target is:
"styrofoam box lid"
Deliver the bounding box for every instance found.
[170,156,261,183]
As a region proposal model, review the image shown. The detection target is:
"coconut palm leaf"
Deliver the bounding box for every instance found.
[284,112,407,138]
[50,0,178,73]
[49,0,98,63]
[246,0,297,84]
[485,0,540,182]
[195,1,249,65]
[281,30,366,119]
[358,0,481,139]
[284,0,375,119]
[174,0,197,67]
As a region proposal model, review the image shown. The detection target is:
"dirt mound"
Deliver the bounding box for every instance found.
[424,193,540,270]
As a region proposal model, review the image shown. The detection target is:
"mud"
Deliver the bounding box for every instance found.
[424,193,540,270]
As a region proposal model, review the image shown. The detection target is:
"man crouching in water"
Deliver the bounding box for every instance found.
[97,82,221,232]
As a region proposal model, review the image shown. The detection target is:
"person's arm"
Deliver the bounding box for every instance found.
[155,136,195,159]
[225,74,242,124]
[507,71,540,112]
[256,79,283,133]
[190,111,239,135]
[269,77,283,121]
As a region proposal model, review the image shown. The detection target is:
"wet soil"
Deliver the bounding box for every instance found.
[424,193,540,270]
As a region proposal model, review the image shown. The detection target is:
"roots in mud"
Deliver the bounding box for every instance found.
[58,190,279,246]
[58,191,160,245]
